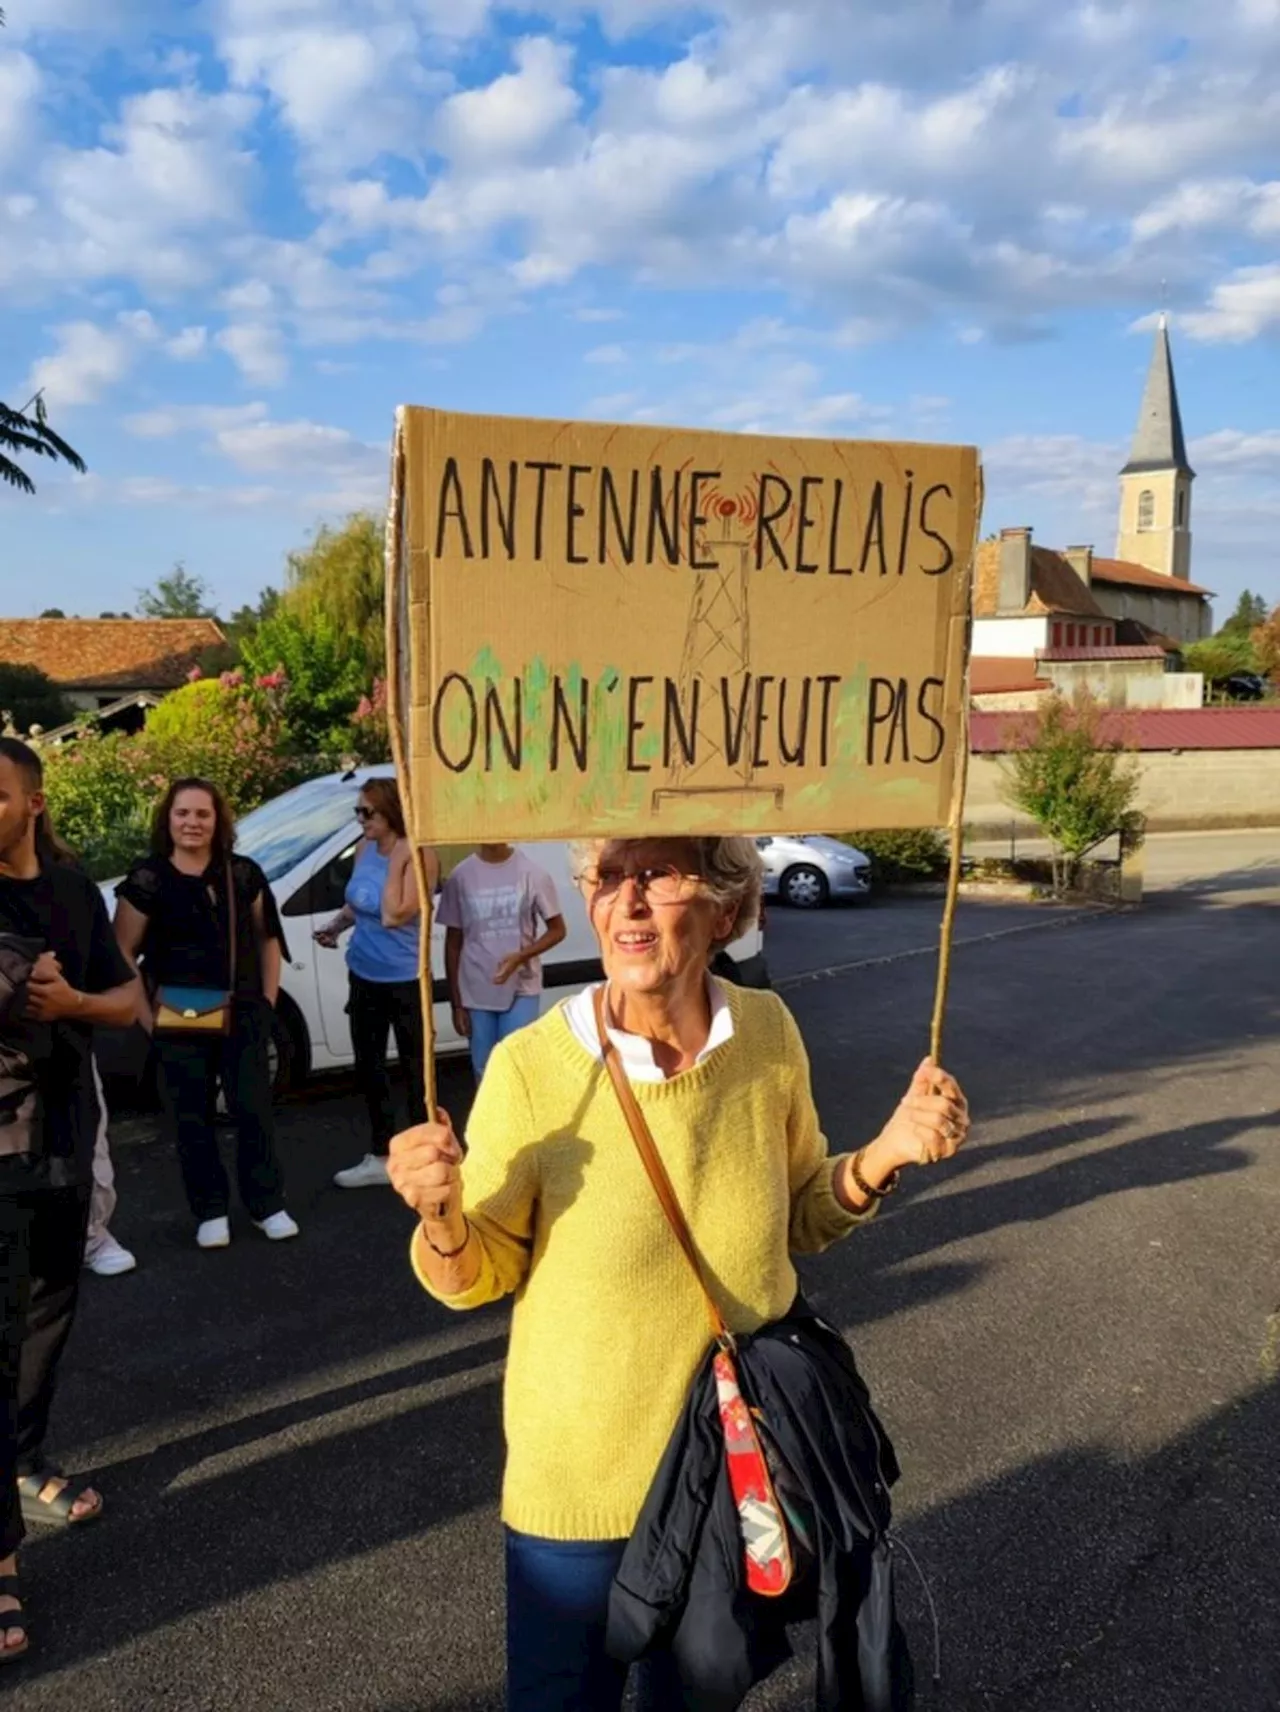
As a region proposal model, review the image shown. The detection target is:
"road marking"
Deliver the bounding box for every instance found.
[773,908,1100,991]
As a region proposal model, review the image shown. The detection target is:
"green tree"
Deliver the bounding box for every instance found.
[1218,590,1269,638]
[0,663,75,736]
[282,514,385,682]
[1000,692,1143,894]
[1183,633,1257,696]
[42,680,317,879]
[137,562,216,619]
[0,392,86,497]
[39,608,66,618]
[1252,605,1280,685]
[239,604,370,756]
[195,585,280,676]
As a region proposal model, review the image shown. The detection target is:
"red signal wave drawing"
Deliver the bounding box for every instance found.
[701,485,759,529]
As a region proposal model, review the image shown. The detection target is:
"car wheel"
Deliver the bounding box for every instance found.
[781,864,829,909]
[269,994,310,1097]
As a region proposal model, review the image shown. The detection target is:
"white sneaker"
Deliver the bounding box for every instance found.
[84,1233,138,1276]
[196,1216,231,1250]
[333,1153,391,1189]
[253,1210,299,1241]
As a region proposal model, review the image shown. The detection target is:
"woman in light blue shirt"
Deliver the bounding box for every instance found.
[315,779,438,1188]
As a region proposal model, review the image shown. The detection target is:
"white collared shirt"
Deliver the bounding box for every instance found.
[563,978,735,1082]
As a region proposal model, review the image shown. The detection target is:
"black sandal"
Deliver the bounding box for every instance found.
[0,1576,29,1664]
[17,1466,103,1529]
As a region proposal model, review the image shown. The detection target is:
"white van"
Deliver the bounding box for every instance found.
[100,765,770,1096]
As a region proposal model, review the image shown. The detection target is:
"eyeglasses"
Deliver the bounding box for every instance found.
[353,807,377,822]
[581,863,704,904]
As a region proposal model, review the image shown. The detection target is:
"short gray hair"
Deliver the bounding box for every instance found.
[570,836,763,949]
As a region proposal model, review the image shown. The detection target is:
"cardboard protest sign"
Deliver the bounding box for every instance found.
[387,408,979,844]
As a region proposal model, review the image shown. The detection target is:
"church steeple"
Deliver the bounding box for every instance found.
[1116,315,1194,581]
[1121,314,1193,477]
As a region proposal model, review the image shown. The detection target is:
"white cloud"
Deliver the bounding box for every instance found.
[1181,266,1280,342]
[205,409,390,510]
[2,83,257,296]
[1191,427,1280,473]
[584,343,627,365]
[23,314,155,407]
[26,323,131,408]
[1132,178,1280,241]
[438,37,579,166]
[166,325,208,358]
[213,416,382,476]
[216,322,288,384]
[124,401,270,438]
[222,278,275,314]
[0,50,41,174]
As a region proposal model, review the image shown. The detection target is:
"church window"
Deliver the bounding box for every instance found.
[1137,489,1155,531]
[1176,488,1186,527]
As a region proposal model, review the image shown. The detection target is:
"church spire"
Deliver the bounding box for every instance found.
[1121,314,1193,476]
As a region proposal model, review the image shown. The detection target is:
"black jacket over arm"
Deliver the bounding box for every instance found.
[607,1303,915,1712]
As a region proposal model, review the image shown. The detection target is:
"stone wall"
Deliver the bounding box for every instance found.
[965,748,1280,834]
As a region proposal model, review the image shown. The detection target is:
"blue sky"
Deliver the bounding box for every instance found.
[3,0,1279,621]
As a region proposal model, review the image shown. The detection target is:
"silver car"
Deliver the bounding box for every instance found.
[756,834,872,909]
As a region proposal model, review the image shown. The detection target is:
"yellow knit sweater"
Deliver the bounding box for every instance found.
[411,982,873,1541]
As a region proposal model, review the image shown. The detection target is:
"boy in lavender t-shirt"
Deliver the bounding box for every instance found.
[437,845,567,1080]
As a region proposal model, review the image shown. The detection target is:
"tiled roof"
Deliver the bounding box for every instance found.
[970,658,1050,695]
[0,619,225,690]
[1036,645,1166,663]
[971,706,1280,754]
[1090,558,1213,597]
[1115,618,1182,652]
[973,540,1106,618]
[1026,548,1109,617]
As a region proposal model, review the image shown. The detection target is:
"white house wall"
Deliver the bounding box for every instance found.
[972,616,1050,658]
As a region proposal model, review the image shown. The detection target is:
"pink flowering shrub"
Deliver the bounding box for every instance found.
[349,677,391,762]
[43,677,319,878]
[43,668,395,878]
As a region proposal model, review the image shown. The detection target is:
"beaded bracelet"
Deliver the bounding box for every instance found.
[422,1218,471,1260]
[850,1147,900,1203]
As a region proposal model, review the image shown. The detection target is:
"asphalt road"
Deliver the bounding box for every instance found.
[13,832,1280,1711]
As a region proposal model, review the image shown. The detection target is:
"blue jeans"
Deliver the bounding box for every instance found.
[468,995,541,1081]
[505,1529,685,1712]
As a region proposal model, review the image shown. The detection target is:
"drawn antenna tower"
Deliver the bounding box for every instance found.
[660,487,784,811]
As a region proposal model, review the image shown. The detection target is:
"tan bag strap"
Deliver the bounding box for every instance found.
[592,984,731,1349]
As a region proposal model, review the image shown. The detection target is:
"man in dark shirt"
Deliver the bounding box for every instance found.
[0,738,137,1662]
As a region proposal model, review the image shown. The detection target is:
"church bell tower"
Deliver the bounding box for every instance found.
[1116,314,1194,581]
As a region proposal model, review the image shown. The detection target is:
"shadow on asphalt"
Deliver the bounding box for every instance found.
[804,1105,1270,1332]
[759,1379,1280,1712]
[1144,861,1280,904]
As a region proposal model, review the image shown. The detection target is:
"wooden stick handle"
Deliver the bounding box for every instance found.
[929,486,977,1066]
[384,414,446,1216]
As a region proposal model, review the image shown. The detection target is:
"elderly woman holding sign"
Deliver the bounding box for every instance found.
[389,834,970,1711]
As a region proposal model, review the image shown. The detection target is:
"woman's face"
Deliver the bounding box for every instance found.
[584,838,737,1000]
[355,795,389,840]
[170,788,217,856]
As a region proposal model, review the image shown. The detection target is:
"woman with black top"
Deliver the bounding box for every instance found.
[113,778,299,1250]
